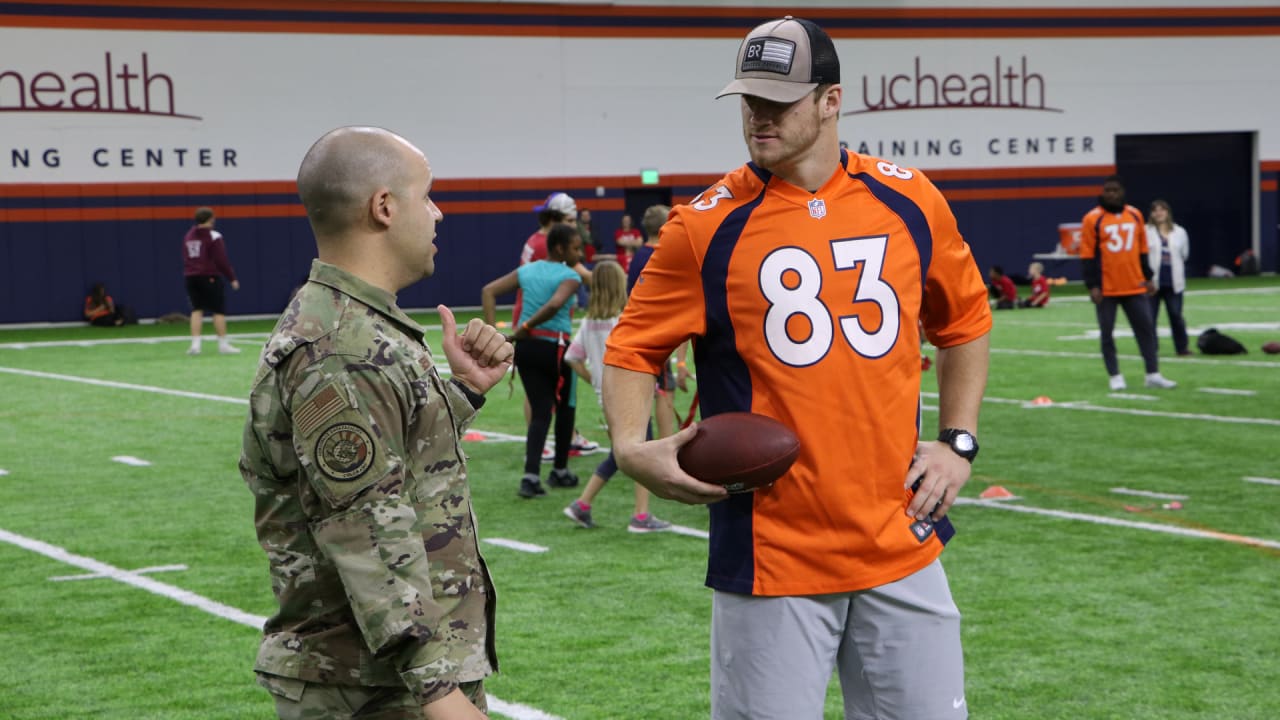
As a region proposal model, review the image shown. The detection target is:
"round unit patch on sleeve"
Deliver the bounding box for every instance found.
[315,423,376,481]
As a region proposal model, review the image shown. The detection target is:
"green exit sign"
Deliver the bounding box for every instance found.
[640,169,660,185]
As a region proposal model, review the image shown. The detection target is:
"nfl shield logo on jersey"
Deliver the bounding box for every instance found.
[808,197,827,219]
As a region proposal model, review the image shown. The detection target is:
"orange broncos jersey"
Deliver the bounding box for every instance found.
[1079,204,1149,297]
[605,150,991,596]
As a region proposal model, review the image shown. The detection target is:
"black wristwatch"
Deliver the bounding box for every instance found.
[938,428,979,463]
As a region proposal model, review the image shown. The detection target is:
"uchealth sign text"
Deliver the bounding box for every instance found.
[0,51,242,174]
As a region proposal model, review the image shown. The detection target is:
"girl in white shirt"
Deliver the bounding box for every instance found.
[561,260,672,532]
[1146,199,1192,356]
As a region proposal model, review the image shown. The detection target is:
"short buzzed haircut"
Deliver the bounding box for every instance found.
[296,126,415,238]
[641,204,670,238]
[194,207,214,224]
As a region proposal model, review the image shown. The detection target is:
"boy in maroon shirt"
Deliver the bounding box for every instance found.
[182,207,241,354]
[988,265,1017,310]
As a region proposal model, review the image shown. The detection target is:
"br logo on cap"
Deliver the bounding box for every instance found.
[742,37,795,75]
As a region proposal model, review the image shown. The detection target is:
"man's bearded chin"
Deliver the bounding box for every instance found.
[1099,194,1125,213]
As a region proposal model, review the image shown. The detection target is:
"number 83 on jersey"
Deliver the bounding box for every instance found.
[759,234,902,367]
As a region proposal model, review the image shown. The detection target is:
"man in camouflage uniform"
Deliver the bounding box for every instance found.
[241,126,514,720]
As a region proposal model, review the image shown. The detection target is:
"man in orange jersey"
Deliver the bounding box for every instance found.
[603,17,990,720]
[1078,175,1176,391]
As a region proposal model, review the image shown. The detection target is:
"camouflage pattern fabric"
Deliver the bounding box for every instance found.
[259,674,487,719]
[241,260,497,710]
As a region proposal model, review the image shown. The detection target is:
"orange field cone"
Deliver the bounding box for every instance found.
[1030,395,1053,406]
[462,431,486,442]
[980,485,1015,499]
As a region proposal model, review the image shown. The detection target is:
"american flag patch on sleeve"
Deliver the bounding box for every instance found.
[295,384,349,437]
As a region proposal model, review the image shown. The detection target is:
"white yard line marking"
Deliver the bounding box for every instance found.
[51,563,188,582]
[920,391,1280,427]
[483,538,549,554]
[1198,387,1258,396]
[1048,402,1280,427]
[953,499,1280,550]
[1110,488,1189,500]
[486,697,565,720]
[1058,321,1280,342]
[0,333,270,350]
[466,429,534,443]
[1050,287,1280,301]
[2,526,560,720]
[668,524,710,539]
[990,347,1280,368]
[1,527,267,628]
[1108,393,1159,401]
[111,455,152,467]
[0,366,248,405]
[1243,476,1280,486]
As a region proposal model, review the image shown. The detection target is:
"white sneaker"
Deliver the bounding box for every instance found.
[186,346,201,356]
[571,431,599,453]
[1108,374,1127,391]
[218,343,241,354]
[1145,373,1177,389]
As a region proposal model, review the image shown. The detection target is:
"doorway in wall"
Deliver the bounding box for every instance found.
[623,187,674,234]
[1115,131,1255,277]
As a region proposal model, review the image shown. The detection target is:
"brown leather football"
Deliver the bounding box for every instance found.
[677,412,800,493]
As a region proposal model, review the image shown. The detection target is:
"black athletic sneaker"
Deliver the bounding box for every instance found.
[548,468,580,488]
[518,474,546,498]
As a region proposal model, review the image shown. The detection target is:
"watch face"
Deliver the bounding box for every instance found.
[954,433,975,452]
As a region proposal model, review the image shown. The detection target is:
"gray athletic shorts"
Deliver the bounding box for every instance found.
[710,559,966,720]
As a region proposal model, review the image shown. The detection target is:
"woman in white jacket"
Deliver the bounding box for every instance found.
[1147,199,1192,356]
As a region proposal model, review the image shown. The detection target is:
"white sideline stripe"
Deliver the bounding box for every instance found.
[0,527,268,628]
[486,697,565,720]
[990,347,1280,368]
[1243,476,1280,486]
[0,332,270,350]
[112,455,152,467]
[920,391,1280,427]
[668,524,709,539]
[1,527,557,720]
[0,366,249,405]
[1110,488,1189,500]
[50,563,188,582]
[1058,321,1280,342]
[483,538,548,554]
[954,498,1280,550]
[1198,387,1257,396]
[1107,392,1159,401]
[466,429,533,443]
[1,362,1273,443]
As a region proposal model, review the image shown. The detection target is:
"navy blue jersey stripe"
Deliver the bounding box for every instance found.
[846,170,933,305]
[698,183,767,595]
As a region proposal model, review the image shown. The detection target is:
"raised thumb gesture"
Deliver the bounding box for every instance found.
[438,304,513,394]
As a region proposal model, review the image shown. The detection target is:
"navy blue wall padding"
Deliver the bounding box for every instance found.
[1,187,1275,324]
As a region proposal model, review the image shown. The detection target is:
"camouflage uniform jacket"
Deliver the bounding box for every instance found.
[240,260,497,706]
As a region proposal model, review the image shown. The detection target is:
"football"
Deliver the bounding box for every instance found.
[677,412,800,493]
[1262,341,1280,355]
